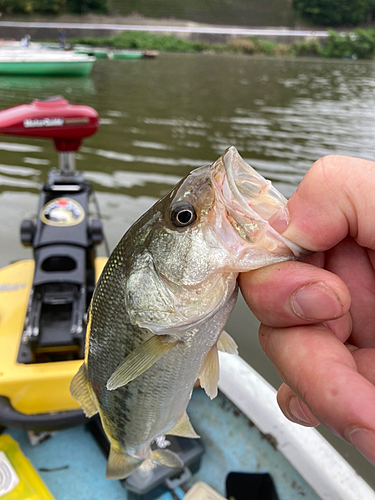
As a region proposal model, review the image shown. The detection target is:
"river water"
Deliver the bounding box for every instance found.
[0,53,374,489]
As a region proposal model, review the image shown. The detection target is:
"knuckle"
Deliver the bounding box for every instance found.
[309,155,342,185]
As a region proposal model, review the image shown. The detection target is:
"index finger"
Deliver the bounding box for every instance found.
[270,155,375,252]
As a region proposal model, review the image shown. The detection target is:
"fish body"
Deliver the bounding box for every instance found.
[71,147,305,479]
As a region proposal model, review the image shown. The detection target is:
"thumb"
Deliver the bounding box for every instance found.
[269,155,375,252]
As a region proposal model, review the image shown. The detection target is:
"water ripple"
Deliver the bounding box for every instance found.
[143,118,209,129]
[0,173,39,189]
[0,142,43,153]
[23,157,49,166]
[85,170,182,189]
[82,147,207,168]
[132,141,172,151]
[0,164,40,176]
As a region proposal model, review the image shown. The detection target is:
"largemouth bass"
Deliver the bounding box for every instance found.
[70,146,306,479]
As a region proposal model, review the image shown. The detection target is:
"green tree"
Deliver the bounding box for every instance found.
[66,0,107,13]
[0,0,65,13]
[34,0,66,13]
[0,0,107,14]
[294,0,375,26]
[320,28,375,58]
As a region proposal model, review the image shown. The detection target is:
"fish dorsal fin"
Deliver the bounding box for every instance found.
[151,449,184,469]
[106,446,143,479]
[217,330,238,355]
[167,412,200,439]
[107,335,178,391]
[70,363,98,418]
[198,343,220,400]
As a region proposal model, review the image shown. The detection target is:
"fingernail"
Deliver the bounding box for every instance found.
[346,427,375,466]
[269,207,290,234]
[288,396,314,426]
[292,282,343,321]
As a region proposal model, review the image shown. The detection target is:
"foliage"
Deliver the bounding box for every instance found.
[73,31,207,52]
[290,38,323,56]
[215,37,280,55]
[0,0,107,13]
[321,29,375,58]
[66,0,107,13]
[73,33,283,55]
[273,43,291,56]
[293,0,375,27]
[72,29,375,60]
[289,30,375,59]
[229,39,256,54]
[0,0,65,13]
[251,38,279,55]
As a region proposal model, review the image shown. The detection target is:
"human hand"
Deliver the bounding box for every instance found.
[239,155,375,466]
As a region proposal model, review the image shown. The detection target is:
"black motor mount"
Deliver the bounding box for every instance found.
[18,169,104,364]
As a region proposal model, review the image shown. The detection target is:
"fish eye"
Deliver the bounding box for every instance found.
[170,202,197,227]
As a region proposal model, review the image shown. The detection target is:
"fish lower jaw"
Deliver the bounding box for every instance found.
[236,252,294,272]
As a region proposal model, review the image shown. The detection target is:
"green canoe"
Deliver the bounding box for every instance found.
[110,50,144,60]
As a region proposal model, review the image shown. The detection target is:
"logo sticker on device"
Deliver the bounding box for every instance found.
[40,198,84,227]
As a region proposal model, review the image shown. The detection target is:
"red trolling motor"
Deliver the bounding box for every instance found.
[0,97,107,431]
[0,95,99,172]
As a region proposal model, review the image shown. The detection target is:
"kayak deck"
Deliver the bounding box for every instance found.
[5,389,320,500]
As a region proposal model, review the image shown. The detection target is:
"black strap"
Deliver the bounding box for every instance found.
[226,472,280,500]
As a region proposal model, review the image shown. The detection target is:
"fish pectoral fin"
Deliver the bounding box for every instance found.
[198,343,220,400]
[151,449,184,469]
[106,446,143,480]
[217,330,238,355]
[70,363,98,418]
[107,335,178,391]
[167,412,199,439]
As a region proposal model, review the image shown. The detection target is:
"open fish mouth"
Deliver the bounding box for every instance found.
[212,146,308,258]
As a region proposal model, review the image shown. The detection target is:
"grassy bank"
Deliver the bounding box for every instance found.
[71,28,375,59]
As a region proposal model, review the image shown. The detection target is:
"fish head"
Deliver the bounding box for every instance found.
[125,147,307,334]
[148,146,306,277]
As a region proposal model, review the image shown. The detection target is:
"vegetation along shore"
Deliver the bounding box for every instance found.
[71,28,375,60]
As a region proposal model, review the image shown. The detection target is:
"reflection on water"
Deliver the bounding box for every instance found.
[0,53,374,488]
[0,74,95,94]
